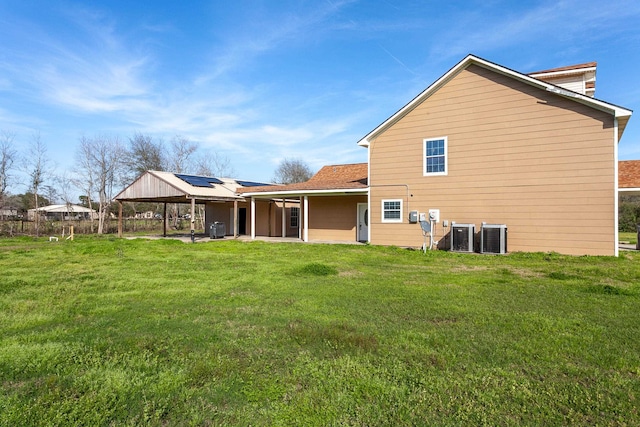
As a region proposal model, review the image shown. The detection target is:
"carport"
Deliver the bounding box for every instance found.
[114,170,271,239]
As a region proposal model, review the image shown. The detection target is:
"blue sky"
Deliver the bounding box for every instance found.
[1,0,640,197]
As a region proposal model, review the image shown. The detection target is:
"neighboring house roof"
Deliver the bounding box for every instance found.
[115,170,274,203]
[619,160,640,193]
[528,62,597,97]
[28,204,96,213]
[528,62,597,75]
[239,163,368,197]
[357,54,632,147]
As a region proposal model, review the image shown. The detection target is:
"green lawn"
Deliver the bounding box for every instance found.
[1,237,639,426]
[620,231,638,245]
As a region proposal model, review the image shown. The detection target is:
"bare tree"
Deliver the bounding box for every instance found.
[272,158,313,184]
[126,133,166,178]
[74,137,96,233]
[0,131,18,209]
[24,132,50,236]
[124,133,166,227]
[195,150,235,177]
[75,135,125,234]
[56,172,76,229]
[168,135,198,227]
[169,135,197,174]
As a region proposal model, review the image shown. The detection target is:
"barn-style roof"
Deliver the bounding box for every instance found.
[115,170,274,203]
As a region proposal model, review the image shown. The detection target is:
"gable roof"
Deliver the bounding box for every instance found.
[239,163,368,197]
[357,54,632,147]
[115,170,273,203]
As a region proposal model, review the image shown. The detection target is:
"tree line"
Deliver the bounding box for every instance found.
[1,130,313,236]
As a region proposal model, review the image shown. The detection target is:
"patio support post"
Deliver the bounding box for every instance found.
[299,196,302,239]
[251,197,256,239]
[117,201,123,238]
[281,199,286,238]
[233,200,238,238]
[190,198,196,243]
[163,203,167,237]
[303,196,309,242]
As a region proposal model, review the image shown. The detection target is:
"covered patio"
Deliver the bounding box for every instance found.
[238,163,369,243]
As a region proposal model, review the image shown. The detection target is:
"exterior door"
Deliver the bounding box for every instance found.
[357,203,369,242]
[238,208,247,235]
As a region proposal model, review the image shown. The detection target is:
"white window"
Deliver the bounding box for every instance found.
[382,199,403,223]
[290,207,299,228]
[424,137,447,176]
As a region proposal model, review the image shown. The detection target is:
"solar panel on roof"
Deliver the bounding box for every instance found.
[175,173,223,187]
[236,180,271,187]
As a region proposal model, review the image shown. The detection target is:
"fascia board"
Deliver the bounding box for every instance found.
[242,188,368,198]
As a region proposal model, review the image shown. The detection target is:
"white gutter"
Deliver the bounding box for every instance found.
[241,187,368,198]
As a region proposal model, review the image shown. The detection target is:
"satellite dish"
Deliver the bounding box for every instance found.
[419,220,431,234]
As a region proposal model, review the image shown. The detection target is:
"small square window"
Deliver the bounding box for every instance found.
[424,137,447,175]
[382,199,402,223]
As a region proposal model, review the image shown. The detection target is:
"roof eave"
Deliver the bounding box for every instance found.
[242,187,368,198]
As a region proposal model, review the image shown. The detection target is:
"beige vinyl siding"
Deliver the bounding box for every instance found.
[268,201,300,237]
[307,196,367,241]
[369,64,615,255]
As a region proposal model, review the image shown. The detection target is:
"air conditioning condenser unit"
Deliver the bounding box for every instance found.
[451,222,475,252]
[481,223,507,254]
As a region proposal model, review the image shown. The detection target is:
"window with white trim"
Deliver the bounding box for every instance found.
[290,207,299,228]
[424,137,447,175]
[382,199,403,223]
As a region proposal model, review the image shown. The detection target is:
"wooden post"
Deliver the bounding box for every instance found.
[163,203,167,237]
[117,201,123,238]
[190,198,196,243]
[70,225,74,241]
[281,199,286,238]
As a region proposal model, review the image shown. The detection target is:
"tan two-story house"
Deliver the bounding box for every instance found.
[357,54,632,256]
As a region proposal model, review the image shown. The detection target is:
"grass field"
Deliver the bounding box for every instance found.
[620,231,638,245]
[1,236,640,426]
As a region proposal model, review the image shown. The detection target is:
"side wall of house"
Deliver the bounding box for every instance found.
[308,195,367,241]
[369,64,616,255]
